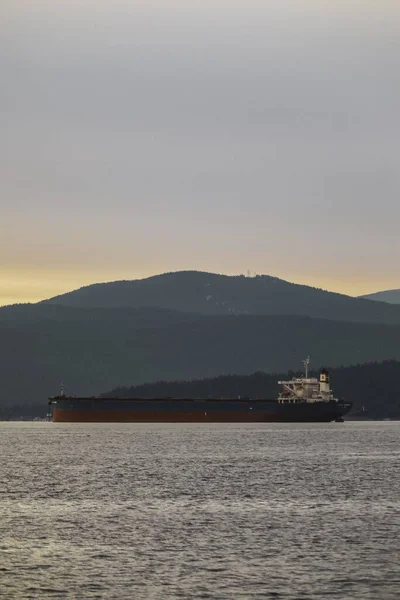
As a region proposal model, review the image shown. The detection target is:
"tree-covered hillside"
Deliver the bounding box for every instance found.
[106,361,400,419]
[41,271,400,324]
[1,303,400,418]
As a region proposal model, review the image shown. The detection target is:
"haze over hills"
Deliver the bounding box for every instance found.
[1,302,400,416]
[360,289,400,304]
[2,270,400,418]
[42,271,400,325]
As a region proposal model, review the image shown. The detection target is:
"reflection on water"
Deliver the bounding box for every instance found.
[1,422,399,599]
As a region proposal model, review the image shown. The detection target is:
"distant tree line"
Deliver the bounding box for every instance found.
[2,361,399,420]
[105,361,400,420]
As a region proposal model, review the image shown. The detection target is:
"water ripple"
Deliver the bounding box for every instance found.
[0,421,399,599]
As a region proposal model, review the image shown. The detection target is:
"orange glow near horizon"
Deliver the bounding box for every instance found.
[2,0,399,308]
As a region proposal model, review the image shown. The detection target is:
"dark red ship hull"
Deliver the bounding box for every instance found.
[49,397,352,423]
[51,408,284,423]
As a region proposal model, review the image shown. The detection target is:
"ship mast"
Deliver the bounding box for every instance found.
[302,357,310,379]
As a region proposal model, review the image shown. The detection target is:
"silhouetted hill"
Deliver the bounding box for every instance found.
[360,289,400,304]
[1,303,400,417]
[0,303,196,326]
[105,361,400,419]
[42,271,400,324]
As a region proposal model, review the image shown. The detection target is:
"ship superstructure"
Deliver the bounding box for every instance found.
[277,358,336,405]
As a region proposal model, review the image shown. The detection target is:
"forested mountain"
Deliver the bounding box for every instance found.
[42,271,400,324]
[2,272,400,418]
[105,361,400,419]
[1,303,400,417]
[360,289,400,304]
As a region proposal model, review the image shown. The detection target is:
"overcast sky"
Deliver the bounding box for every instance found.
[1,1,399,305]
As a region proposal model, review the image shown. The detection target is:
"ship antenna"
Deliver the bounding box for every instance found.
[303,357,310,379]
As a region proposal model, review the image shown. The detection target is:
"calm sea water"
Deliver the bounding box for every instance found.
[0,422,399,599]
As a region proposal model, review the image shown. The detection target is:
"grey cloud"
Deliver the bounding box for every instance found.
[1,1,399,295]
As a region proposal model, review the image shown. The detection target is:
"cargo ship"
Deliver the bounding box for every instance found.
[48,359,352,423]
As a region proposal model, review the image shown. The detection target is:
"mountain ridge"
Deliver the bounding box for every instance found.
[360,289,400,304]
[3,271,400,417]
[40,270,400,324]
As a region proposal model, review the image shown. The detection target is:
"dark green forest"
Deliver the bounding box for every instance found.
[1,271,400,419]
[1,306,400,418]
[105,361,400,419]
[43,271,400,324]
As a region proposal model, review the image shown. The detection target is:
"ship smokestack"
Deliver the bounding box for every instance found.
[319,369,330,394]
